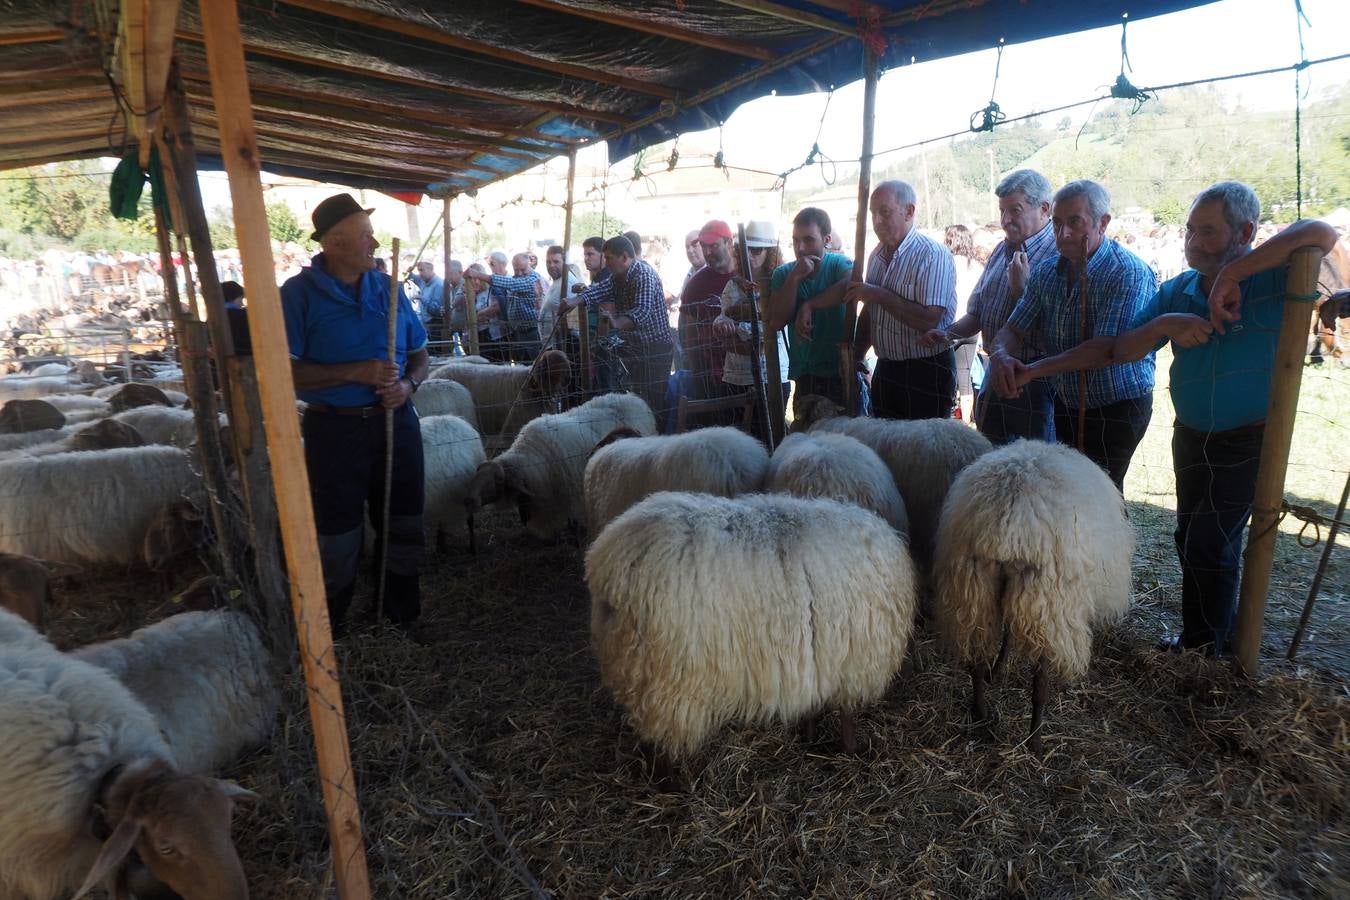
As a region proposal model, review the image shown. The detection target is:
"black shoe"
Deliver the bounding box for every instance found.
[1156,633,1182,653]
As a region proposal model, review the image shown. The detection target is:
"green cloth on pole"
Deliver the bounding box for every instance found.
[109,152,143,220]
[148,145,175,231]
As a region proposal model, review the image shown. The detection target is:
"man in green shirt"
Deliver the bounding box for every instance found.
[765,207,854,409]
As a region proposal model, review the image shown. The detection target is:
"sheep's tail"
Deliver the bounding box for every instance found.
[589,426,642,460]
[990,568,1012,679]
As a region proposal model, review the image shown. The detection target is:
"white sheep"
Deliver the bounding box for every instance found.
[0,445,203,565]
[414,378,480,431]
[93,381,172,412]
[419,414,486,551]
[0,427,68,453]
[111,405,198,446]
[430,349,570,448]
[0,609,256,900]
[28,362,69,377]
[467,392,656,539]
[583,426,770,536]
[932,440,1134,753]
[73,608,278,776]
[808,412,991,567]
[767,431,910,535]
[587,492,918,784]
[41,393,112,416]
[0,375,87,400]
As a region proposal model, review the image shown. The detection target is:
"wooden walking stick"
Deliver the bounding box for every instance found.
[1076,235,1090,453]
[377,238,400,622]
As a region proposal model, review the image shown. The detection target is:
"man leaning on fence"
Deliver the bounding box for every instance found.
[281,192,429,637]
[987,180,1157,490]
[1012,182,1337,655]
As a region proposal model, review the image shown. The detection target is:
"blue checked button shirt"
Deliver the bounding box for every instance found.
[486,272,542,332]
[579,258,670,347]
[966,220,1057,353]
[1007,237,1157,409]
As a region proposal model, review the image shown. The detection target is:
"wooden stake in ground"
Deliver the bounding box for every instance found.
[1288,470,1349,660]
[196,1,371,895]
[377,239,400,622]
[1232,246,1325,676]
[841,46,878,417]
[555,147,577,352]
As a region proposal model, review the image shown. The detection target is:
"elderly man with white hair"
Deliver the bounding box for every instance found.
[281,192,430,636]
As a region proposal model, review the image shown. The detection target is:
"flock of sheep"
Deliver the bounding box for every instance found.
[0,351,1136,898]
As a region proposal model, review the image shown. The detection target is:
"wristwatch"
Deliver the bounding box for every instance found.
[405,375,421,393]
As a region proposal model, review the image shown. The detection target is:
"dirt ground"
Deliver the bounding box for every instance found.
[46,362,1348,899]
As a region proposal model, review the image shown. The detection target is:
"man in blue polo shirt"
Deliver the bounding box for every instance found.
[988,180,1157,490]
[1012,182,1336,654]
[282,193,430,635]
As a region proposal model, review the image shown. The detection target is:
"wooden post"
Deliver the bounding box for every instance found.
[455,196,480,355]
[442,195,453,352]
[758,273,786,443]
[557,148,577,368]
[196,2,372,896]
[1231,247,1324,677]
[841,46,878,417]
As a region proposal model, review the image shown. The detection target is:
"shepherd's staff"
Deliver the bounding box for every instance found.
[736,223,774,452]
[377,238,400,622]
[1076,235,1090,453]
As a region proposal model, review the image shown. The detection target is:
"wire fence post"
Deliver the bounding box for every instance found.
[1232,246,1324,677]
[841,45,878,417]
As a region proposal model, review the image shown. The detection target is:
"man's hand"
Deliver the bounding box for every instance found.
[1011,359,1038,391]
[920,328,950,349]
[375,376,412,409]
[842,282,877,306]
[794,301,815,339]
[1007,250,1030,299]
[354,360,399,387]
[791,254,819,280]
[1161,312,1214,348]
[712,316,737,339]
[986,351,1021,400]
[1208,271,1243,334]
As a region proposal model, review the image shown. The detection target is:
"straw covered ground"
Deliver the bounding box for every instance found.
[47,362,1348,898]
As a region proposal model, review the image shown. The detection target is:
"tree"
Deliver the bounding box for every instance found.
[208,206,237,250]
[265,201,304,244]
[568,209,628,247]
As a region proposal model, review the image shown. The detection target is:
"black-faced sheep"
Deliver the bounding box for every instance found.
[932,440,1134,753]
[767,431,910,535]
[583,426,770,536]
[0,610,256,900]
[98,382,173,412]
[0,398,66,433]
[467,392,656,540]
[587,492,919,786]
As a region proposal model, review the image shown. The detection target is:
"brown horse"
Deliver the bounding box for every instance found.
[1311,239,1350,365]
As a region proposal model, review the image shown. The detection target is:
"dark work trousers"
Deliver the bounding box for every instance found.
[871,349,957,421]
[974,379,1057,445]
[506,327,541,364]
[1172,421,1264,652]
[302,402,426,628]
[620,339,674,431]
[792,373,846,410]
[1053,394,1153,492]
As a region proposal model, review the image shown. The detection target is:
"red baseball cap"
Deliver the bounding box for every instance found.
[697,220,733,243]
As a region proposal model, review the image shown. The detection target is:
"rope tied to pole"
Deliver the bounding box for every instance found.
[1282,500,1350,549]
[969,40,1006,133]
[1110,13,1154,113]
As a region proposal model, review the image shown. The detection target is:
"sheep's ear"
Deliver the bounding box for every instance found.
[217,780,260,804]
[72,816,142,899]
[502,463,534,500]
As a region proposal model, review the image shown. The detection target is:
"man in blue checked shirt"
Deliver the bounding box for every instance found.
[465,252,542,363]
[1013,183,1336,655]
[988,180,1157,490]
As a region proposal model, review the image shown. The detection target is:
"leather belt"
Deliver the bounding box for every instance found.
[306,402,385,418]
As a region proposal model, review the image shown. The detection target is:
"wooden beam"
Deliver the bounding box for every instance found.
[0,28,65,46]
[807,0,882,16]
[841,46,877,417]
[195,2,372,897]
[515,0,776,61]
[142,0,182,149]
[1231,247,1324,676]
[0,75,107,100]
[175,29,628,124]
[0,124,114,147]
[714,0,857,38]
[279,0,677,99]
[120,0,149,162]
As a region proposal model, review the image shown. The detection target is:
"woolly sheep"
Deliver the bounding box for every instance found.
[73,607,278,776]
[0,445,203,565]
[41,392,112,415]
[0,418,145,459]
[932,441,1134,753]
[767,431,910,535]
[28,362,68,377]
[587,492,919,783]
[142,500,207,590]
[583,426,770,536]
[111,405,198,446]
[467,392,656,539]
[0,551,52,631]
[0,375,86,400]
[0,427,68,453]
[808,411,991,567]
[0,610,256,900]
[0,398,65,433]
[96,381,172,412]
[414,378,480,431]
[419,414,486,550]
[430,349,570,447]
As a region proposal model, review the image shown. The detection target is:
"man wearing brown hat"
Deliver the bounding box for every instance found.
[281,193,430,636]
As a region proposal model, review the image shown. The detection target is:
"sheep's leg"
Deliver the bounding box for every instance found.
[991,625,1011,680]
[467,513,478,556]
[837,709,857,755]
[638,740,680,792]
[970,664,991,724]
[1028,656,1050,756]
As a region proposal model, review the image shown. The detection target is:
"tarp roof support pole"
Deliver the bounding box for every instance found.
[196,2,372,896]
[1231,247,1324,677]
[841,45,878,417]
[455,196,480,355]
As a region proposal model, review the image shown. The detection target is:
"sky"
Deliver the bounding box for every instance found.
[198,0,1350,209]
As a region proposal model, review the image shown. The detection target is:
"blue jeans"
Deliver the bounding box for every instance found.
[1172,422,1264,652]
[974,380,1056,445]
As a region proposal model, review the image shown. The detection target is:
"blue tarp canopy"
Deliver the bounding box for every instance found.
[0,1,1217,196]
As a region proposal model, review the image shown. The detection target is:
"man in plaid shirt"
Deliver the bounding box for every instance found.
[565,235,673,424]
[988,180,1157,490]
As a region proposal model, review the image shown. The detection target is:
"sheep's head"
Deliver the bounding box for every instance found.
[789,394,844,433]
[67,418,144,451]
[76,759,258,900]
[143,501,207,573]
[527,349,571,397]
[108,383,172,413]
[0,398,65,434]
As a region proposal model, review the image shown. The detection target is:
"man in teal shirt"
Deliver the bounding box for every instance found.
[765,207,854,409]
[1013,182,1336,654]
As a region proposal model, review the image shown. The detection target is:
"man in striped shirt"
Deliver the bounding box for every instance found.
[845,180,958,419]
[922,169,1058,443]
[988,180,1157,490]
